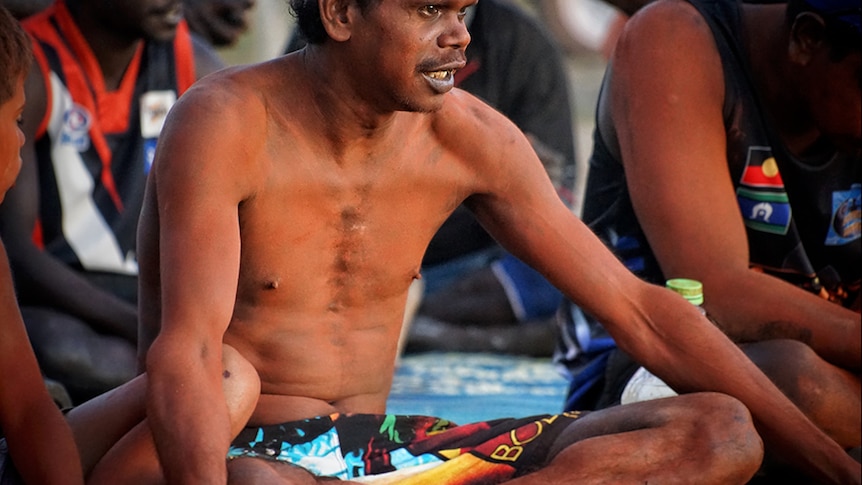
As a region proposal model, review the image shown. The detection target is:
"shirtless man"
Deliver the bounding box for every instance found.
[0,0,226,403]
[131,0,859,483]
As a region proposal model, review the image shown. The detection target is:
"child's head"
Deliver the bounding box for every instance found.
[0,6,32,104]
[1,6,32,198]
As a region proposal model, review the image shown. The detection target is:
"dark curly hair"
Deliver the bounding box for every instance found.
[289,0,378,44]
[0,6,33,104]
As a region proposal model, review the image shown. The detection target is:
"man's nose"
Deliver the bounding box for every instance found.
[438,13,471,50]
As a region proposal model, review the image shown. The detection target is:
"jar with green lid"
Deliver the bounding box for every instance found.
[621,278,708,404]
[666,278,705,310]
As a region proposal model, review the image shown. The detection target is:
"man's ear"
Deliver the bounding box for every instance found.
[788,12,827,65]
[319,0,354,42]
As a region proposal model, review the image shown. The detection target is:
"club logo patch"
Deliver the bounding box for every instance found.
[60,103,92,151]
[740,147,784,188]
[140,90,176,138]
[140,90,177,173]
[825,183,861,246]
[737,187,792,235]
[737,147,791,235]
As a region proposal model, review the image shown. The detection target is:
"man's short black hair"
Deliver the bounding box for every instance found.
[289,0,378,45]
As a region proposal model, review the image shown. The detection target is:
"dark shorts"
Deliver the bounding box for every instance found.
[228,412,585,482]
[0,440,21,485]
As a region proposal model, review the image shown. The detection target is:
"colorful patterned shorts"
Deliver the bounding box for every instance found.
[228,412,585,483]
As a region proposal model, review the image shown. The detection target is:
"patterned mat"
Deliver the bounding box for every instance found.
[387,352,569,424]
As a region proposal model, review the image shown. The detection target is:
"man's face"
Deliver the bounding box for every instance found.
[0,76,26,202]
[93,0,184,42]
[182,0,256,47]
[348,0,475,113]
[805,46,862,154]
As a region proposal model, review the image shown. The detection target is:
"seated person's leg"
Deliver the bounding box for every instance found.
[618,339,860,450]
[72,344,260,484]
[420,263,515,324]
[21,307,136,403]
[742,339,861,449]
[227,457,356,485]
[226,394,761,484]
[420,253,563,327]
[514,393,763,484]
[413,254,561,356]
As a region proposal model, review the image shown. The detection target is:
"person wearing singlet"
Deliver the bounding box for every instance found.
[0,0,224,403]
[554,0,861,476]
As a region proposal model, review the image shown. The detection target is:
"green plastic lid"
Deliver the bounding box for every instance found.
[666,278,704,306]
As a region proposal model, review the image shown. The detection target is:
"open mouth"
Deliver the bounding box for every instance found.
[151,2,183,25]
[421,69,457,94]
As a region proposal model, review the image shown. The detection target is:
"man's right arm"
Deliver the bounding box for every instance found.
[143,76,262,483]
[0,64,137,341]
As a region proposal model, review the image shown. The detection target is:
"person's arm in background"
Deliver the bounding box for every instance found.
[0,242,83,485]
[0,66,137,342]
[192,34,226,79]
[496,9,576,206]
[463,1,578,206]
[607,1,860,372]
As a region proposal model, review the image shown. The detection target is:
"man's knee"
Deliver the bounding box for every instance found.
[222,344,261,436]
[227,458,318,484]
[679,393,764,473]
[745,339,817,370]
[744,339,822,397]
[22,308,135,382]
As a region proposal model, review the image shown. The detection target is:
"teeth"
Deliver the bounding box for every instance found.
[427,70,452,80]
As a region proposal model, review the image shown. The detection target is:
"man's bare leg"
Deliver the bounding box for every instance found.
[224,393,760,485]
[75,344,260,484]
[743,339,861,449]
[504,392,763,484]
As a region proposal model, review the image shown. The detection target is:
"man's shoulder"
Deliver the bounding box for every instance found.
[431,89,523,149]
[438,88,518,131]
[180,63,266,109]
[625,0,711,37]
[431,89,534,165]
[612,0,721,78]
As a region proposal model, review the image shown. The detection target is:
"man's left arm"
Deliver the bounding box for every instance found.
[464,108,860,484]
[504,20,577,205]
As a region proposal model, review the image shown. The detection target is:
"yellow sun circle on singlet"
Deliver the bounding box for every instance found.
[762,157,779,178]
